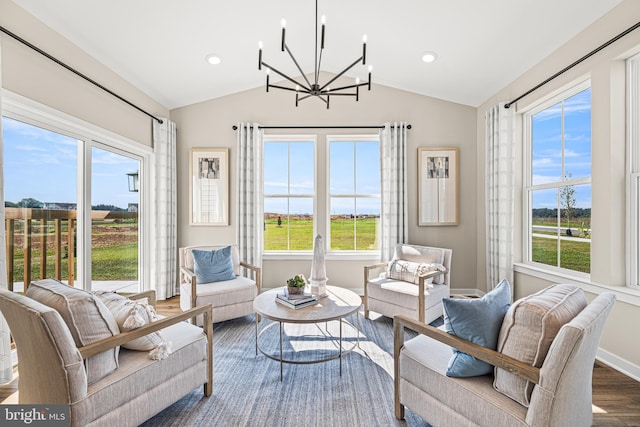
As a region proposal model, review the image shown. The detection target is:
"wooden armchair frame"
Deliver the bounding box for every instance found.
[180,261,261,324]
[364,263,447,323]
[393,314,539,420]
[78,290,214,397]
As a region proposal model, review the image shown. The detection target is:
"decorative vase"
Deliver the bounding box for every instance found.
[287,286,304,295]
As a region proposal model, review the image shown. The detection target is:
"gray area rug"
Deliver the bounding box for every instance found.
[142,312,438,427]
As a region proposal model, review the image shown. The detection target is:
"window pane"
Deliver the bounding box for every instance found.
[91,147,140,292]
[531,188,559,268]
[289,198,314,250]
[559,183,591,273]
[330,198,354,250]
[532,101,562,185]
[355,198,379,250]
[330,142,354,194]
[289,142,314,195]
[355,141,380,194]
[564,88,591,181]
[2,117,78,290]
[264,142,288,194]
[264,198,289,250]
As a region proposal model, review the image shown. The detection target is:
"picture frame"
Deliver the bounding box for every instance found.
[189,148,229,226]
[418,147,459,226]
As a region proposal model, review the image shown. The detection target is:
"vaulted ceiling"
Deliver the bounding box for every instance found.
[11,0,624,109]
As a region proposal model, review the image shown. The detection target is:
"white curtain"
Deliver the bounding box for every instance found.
[151,118,177,300]
[0,44,14,384]
[379,122,409,262]
[236,123,263,272]
[486,103,515,289]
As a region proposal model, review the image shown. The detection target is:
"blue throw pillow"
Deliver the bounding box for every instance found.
[192,246,235,284]
[443,279,511,377]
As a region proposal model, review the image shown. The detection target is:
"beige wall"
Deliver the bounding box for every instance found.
[0,0,168,146]
[477,0,640,374]
[171,73,477,292]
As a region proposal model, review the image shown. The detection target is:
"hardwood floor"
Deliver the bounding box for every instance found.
[2,296,639,426]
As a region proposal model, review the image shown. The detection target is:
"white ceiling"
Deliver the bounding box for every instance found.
[12,0,624,110]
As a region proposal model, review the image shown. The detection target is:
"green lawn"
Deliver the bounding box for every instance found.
[532,236,590,273]
[263,217,379,251]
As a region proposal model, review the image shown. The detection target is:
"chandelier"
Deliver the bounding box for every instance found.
[257,0,372,109]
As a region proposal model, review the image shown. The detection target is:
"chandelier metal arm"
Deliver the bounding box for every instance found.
[283,43,313,89]
[260,61,311,91]
[327,81,369,93]
[270,84,310,94]
[319,56,364,91]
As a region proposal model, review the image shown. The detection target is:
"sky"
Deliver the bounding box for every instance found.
[2,117,139,209]
[263,139,380,216]
[531,87,592,211]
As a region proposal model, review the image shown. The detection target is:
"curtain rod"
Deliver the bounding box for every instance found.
[505,20,640,109]
[0,25,164,124]
[232,124,411,130]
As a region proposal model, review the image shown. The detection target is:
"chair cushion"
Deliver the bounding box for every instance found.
[400,332,528,426]
[387,260,446,285]
[192,246,236,284]
[443,279,511,377]
[494,284,587,406]
[73,320,207,426]
[93,291,165,352]
[367,277,448,310]
[180,276,257,307]
[26,279,120,385]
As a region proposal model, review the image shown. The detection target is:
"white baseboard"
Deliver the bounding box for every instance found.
[596,347,640,382]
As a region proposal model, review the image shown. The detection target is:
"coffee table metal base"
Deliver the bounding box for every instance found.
[255,314,360,381]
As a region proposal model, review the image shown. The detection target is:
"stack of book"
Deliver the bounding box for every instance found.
[275,289,319,309]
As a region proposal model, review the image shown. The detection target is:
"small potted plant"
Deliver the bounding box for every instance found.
[286,274,307,295]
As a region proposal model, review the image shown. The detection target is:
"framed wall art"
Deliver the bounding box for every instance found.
[418,147,459,226]
[189,148,229,226]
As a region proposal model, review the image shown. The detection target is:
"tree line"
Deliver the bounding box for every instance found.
[532,208,591,218]
[5,198,127,211]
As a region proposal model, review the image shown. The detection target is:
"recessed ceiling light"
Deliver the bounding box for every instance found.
[205,54,221,65]
[422,52,438,63]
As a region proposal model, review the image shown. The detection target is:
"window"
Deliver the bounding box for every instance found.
[524,82,592,275]
[328,136,380,252]
[2,94,149,292]
[627,53,640,289]
[263,136,315,251]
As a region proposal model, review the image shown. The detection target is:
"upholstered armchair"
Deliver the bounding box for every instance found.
[364,244,451,325]
[0,282,213,427]
[394,284,616,427]
[179,245,261,325]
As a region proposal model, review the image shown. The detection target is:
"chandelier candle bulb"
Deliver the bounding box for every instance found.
[321,15,326,49]
[281,19,286,51]
[258,42,262,69]
[368,65,372,90]
[362,34,367,64]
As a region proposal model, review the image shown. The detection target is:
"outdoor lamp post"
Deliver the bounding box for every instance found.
[127,171,139,192]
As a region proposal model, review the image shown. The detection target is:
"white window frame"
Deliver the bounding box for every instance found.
[326,134,381,255]
[1,90,152,291]
[627,53,640,289]
[522,79,591,279]
[262,134,317,256]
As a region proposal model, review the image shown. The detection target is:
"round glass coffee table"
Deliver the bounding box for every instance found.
[253,285,361,380]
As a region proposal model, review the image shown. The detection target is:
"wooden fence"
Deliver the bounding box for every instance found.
[4,207,137,291]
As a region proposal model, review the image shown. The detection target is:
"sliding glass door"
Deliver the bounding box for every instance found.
[2,113,146,293]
